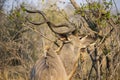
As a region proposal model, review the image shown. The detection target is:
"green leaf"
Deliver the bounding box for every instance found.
[42,0,44,2]
[21,6,26,11]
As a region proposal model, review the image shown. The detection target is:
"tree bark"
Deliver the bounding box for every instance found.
[70,0,80,9]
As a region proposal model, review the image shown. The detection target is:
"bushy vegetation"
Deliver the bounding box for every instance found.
[0,9,33,80]
[0,0,120,80]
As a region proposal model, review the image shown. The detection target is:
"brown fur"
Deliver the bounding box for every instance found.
[30,48,68,80]
[30,35,95,80]
[58,35,95,79]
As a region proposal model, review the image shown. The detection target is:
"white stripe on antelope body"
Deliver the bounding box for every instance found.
[30,48,68,80]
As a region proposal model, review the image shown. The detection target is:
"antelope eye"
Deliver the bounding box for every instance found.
[79,37,82,39]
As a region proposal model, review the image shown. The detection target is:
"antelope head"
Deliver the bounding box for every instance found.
[57,34,96,80]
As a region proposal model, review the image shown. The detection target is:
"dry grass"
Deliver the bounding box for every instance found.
[0,8,120,80]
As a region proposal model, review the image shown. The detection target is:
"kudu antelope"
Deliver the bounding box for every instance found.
[30,34,95,80]
[25,9,96,80]
[30,48,68,80]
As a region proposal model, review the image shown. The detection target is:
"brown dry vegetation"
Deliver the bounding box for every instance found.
[0,0,120,80]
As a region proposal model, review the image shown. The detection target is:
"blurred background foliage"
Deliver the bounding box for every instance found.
[0,0,120,80]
